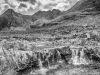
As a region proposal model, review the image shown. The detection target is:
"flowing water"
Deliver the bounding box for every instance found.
[9,47,100,75]
[70,48,88,65]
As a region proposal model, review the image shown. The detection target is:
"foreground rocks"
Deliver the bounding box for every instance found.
[1,44,100,72]
[0,36,100,75]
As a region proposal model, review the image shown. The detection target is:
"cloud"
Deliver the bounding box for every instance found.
[38,0,79,11]
[0,0,10,14]
[17,2,38,12]
[19,3,27,8]
[53,2,70,11]
[0,0,38,14]
[3,0,38,13]
[17,0,29,2]
[17,0,36,4]
[0,0,79,15]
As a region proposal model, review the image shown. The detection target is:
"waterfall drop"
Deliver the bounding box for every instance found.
[70,47,88,65]
[35,52,48,75]
[57,50,62,63]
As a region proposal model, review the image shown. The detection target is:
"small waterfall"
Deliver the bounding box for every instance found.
[47,53,59,70]
[57,50,62,63]
[71,49,80,65]
[70,48,88,65]
[38,58,43,69]
[79,49,88,65]
[36,53,48,75]
[18,50,62,75]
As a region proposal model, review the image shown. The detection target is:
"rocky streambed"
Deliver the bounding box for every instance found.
[1,44,100,75]
[0,37,100,75]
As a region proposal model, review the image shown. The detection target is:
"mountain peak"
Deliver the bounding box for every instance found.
[35,9,61,14]
[3,9,16,16]
[33,9,62,20]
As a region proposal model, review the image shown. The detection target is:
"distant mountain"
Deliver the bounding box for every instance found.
[0,9,33,30]
[2,0,100,31]
[0,9,63,31]
[30,9,62,28]
[32,9,62,22]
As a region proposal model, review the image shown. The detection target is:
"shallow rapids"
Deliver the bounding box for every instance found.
[2,46,100,75]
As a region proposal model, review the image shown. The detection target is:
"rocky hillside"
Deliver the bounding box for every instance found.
[0,9,33,30]
[0,9,62,31]
[67,0,100,12]
[37,0,100,32]
[32,9,62,21]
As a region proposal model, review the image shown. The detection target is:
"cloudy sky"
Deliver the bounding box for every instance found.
[0,0,79,15]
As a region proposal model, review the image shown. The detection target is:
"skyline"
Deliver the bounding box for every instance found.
[0,0,80,15]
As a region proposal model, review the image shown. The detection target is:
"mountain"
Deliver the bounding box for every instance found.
[50,0,100,23]
[66,0,100,13]
[1,0,100,31]
[0,9,33,31]
[30,0,100,29]
[29,0,100,35]
[0,9,63,31]
[32,9,62,22]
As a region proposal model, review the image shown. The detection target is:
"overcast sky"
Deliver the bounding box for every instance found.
[0,0,79,15]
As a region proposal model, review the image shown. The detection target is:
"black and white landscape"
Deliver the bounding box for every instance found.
[0,0,100,75]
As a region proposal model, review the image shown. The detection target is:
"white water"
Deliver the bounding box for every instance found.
[36,58,48,75]
[70,48,88,65]
[30,58,48,75]
[57,51,63,63]
[30,51,63,75]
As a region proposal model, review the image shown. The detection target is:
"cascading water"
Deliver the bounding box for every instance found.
[57,50,62,63]
[70,49,79,65]
[33,50,63,74]
[37,58,48,75]
[79,48,88,65]
[70,48,88,65]
[35,52,48,75]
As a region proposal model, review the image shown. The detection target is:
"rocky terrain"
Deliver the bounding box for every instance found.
[0,30,100,75]
[0,0,100,75]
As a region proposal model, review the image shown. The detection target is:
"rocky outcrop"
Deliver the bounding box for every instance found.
[2,44,100,73]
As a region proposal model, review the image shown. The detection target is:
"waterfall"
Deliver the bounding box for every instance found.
[29,50,62,75]
[70,49,80,65]
[57,50,62,63]
[36,52,48,75]
[79,49,88,65]
[38,58,43,69]
[38,52,44,69]
[70,48,88,65]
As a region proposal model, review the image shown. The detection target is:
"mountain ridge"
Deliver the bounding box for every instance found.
[0,9,63,31]
[1,0,100,31]
[66,0,100,13]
